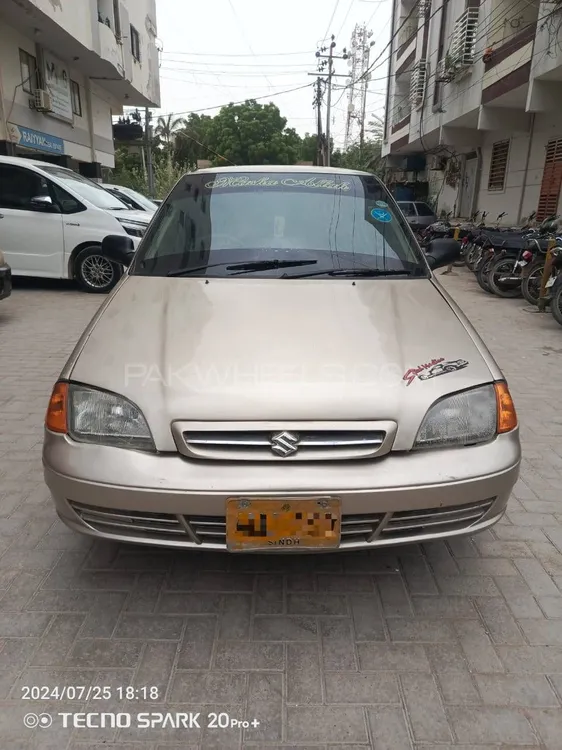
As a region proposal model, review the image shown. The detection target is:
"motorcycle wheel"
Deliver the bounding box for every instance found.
[552,284,562,326]
[470,247,484,273]
[487,256,523,298]
[476,256,494,293]
[521,261,545,306]
[465,245,478,270]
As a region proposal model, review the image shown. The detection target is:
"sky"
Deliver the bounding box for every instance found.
[152,0,392,150]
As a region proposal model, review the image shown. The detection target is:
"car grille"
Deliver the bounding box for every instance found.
[178,429,389,461]
[69,498,495,547]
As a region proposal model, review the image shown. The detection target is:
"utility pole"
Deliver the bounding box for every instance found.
[144,107,155,198]
[325,38,335,167]
[313,37,348,167]
[314,77,324,166]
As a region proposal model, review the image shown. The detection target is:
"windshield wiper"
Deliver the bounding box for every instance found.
[167,258,317,277]
[227,259,317,275]
[282,267,419,279]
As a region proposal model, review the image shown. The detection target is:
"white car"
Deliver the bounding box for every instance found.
[102,184,158,214]
[0,156,152,293]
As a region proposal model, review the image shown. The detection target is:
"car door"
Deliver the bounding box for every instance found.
[0,163,64,277]
[397,202,417,225]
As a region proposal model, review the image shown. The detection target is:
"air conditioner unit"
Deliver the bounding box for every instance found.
[33,89,53,112]
[409,60,427,109]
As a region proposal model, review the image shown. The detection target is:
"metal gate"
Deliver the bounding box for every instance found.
[536,138,562,221]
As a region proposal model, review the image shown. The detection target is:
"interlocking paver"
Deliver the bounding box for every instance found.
[2,271,562,746]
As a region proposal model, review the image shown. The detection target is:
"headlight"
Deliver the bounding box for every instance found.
[117,219,147,238]
[414,384,516,449]
[68,384,155,451]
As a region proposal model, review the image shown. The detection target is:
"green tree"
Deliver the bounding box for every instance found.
[154,114,186,146]
[205,101,302,166]
[173,113,214,169]
[299,133,318,164]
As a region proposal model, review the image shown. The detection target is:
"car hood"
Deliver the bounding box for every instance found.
[68,276,497,450]
[105,208,152,224]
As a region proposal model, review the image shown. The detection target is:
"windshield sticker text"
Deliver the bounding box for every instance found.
[205,176,352,191]
[371,208,392,223]
[375,200,388,208]
[403,358,469,386]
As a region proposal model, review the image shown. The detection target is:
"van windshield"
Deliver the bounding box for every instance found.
[40,166,129,211]
[132,171,428,278]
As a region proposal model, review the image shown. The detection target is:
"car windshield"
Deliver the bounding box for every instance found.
[112,185,157,211]
[132,171,427,279]
[415,202,434,216]
[40,166,129,210]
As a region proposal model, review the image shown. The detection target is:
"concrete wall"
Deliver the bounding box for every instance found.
[0,20,119,166]
[29,0,95,50]
[469,114,562,222]
[487,0,539,47]
[126,0,160,109]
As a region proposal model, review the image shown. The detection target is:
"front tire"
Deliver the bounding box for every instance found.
[521,261,544,306]
[476,255,494,293]
[74,246,122,294]
[487,257,523,298]
[552,283,562,326]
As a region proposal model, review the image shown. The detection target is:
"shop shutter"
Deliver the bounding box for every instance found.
[537,138,562,221]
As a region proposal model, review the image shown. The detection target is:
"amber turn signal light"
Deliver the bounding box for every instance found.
[494,381,517,434]
[45,381,69,434]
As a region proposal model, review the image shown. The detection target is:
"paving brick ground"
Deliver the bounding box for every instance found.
[0,272,562,749]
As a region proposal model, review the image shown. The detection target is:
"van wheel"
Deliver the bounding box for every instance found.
[75,246,122,293]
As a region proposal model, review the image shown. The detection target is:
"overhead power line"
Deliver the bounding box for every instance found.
[323,0,343,41]
[153,82,314,120]
[160,50,315,57]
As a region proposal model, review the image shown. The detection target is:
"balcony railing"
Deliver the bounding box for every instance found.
[398,22,418,48]
[409,60,427,109]
[449,7,479,70]
[392,103,411,127]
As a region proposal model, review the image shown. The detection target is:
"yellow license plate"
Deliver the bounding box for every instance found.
[226,497,341,551]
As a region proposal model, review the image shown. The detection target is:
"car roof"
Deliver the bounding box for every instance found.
[0,154,73,173]
[191,164,374,177]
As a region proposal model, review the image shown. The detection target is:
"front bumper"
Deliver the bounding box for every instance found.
[43,429,521,551]
[0,263,12,301]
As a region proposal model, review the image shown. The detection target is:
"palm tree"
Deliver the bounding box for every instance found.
[154,115,186,146]
[368,113,385,143]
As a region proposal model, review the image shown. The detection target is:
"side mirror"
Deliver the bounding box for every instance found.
[31,195,57,212]
[425,238,461,270]
[101,234,135,267]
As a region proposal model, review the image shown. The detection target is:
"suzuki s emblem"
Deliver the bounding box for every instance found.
[270,431,300,457]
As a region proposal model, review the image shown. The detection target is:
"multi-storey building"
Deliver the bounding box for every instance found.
[382,0,562,222]
[0,0,160,178]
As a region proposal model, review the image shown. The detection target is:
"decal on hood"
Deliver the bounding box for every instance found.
[403,358,469,386]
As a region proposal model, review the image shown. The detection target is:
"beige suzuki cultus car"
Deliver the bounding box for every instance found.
[43,167,520,552]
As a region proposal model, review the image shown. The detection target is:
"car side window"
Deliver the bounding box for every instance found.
[50,182,86,214]
[398,202,415,215]
[415,202,434,216]
[0,164,53,211]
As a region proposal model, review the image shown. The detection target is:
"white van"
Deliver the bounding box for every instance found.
[0,155,152,293]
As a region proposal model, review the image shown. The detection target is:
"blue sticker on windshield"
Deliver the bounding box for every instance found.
[375,200,388,208]
[371,208,392,223]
